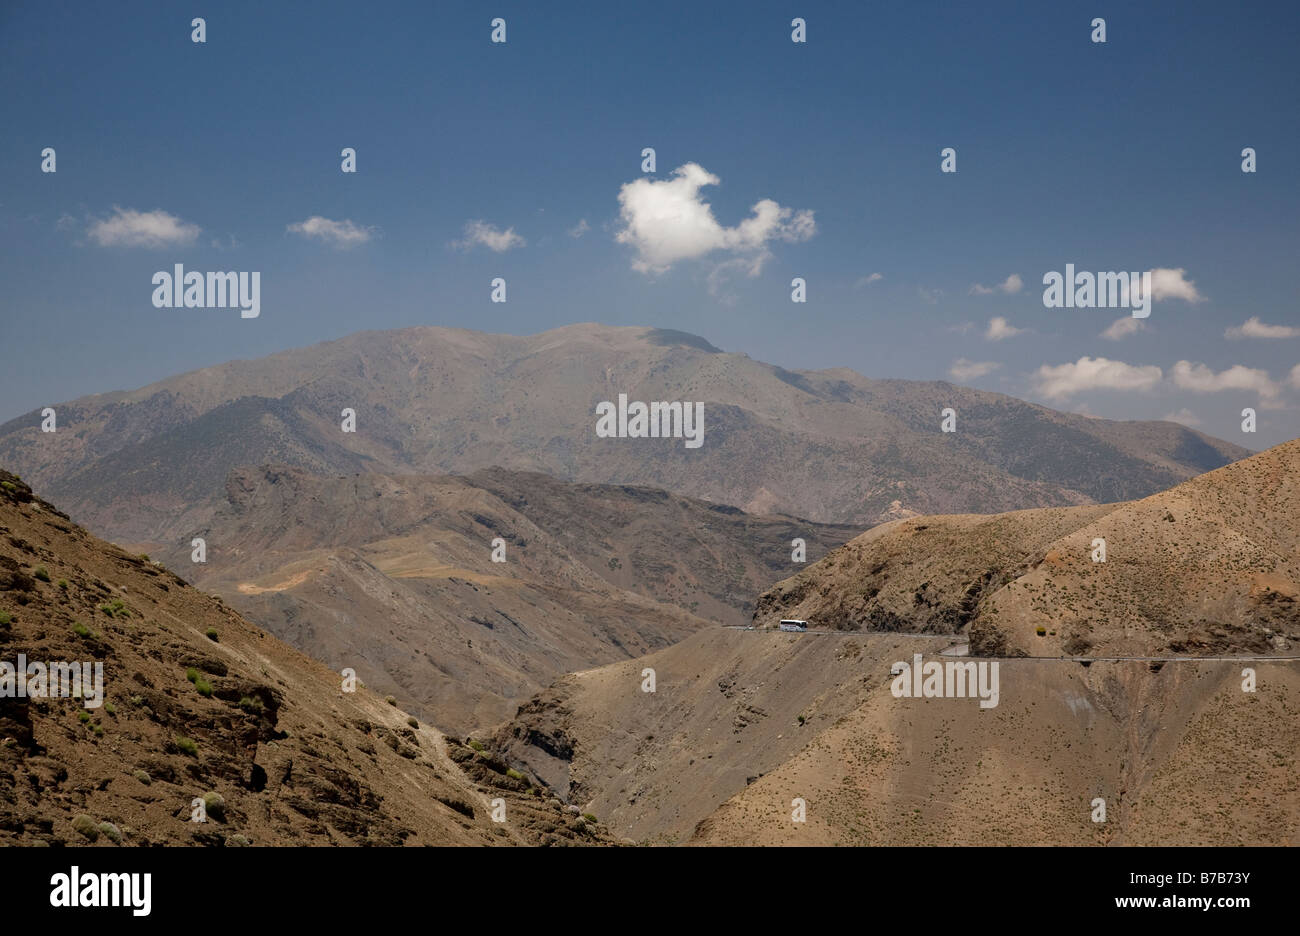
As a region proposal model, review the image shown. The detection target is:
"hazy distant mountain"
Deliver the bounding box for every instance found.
[0,324,1250,545]
[166,465,856,733]
[754,438,1300,658]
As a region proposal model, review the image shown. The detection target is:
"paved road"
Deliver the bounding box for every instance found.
[723,626,1300,662]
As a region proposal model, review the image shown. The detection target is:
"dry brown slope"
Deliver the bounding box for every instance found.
[0,471,612,846]
[160,465,854,735]
[756,438,1300,658]
[688,658,1299,846]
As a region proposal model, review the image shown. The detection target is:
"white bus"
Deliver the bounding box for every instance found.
[779,619,808,632]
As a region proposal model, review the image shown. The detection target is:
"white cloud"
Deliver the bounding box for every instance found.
[569,218,590,239]
[1290,364,1300,389]
[288,216,376,248]
[1101,316,1145,340]
[87,206,200,248]
[854,272,883,288]
[985,316,1025,341]
[1170,360,1282,405]
[615,162,815,275]
[1030,357,1163,399]
[1149,267,1205,303]
[970,273,1022,295]
[1161,408,1202,428]
[949,358,1001,380]
[918,286,944,304]
[1224,316,1300,339]
[452,220,524,252]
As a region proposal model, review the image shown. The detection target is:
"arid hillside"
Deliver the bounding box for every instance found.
[755,438,1300,658]
[0,324,1249,545]
[157,465,854,734]
[0,471,614,846]
[496,628,1299,845]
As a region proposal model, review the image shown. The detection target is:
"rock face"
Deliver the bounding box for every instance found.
[753,439,1300,659]
[0,324,1249,545]
[0,471,611,846]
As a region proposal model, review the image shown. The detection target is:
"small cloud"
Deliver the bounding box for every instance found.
[854,272,883,288]
[918,287,944,304]
[1149,267,1205,303]
[453,220,525,253]
[1101,316,1145,341]
[87,206,200,248]
[210,234,241,251]
[985,316,1025,341]
[946,321,976,335]
[569,219,590,239]
[1290,364,1300,389]
[949,358,1001,381]
[1225,316,1300,339]
[1162,408,1202,428]
[970,273,1023,295]
[615,162,815,275]
[1030,357,1163,400]
[288,216,376,249]
[1171,360,1283,406]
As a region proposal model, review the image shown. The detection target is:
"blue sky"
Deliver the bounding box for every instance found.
[2,0,1297,447]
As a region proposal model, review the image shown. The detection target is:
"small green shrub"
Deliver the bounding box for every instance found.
[226,834,251,847]
[582,813,598,824]
[205,628,219,642]
[33,566,50,583]
[77,711,91,724]
[104,702,116,716]
[468,739,485,752]
[185,667,199,683]
[194,677,213,697]
[202,791,226,820]
[72,621,95,639]
[175,736,198,756]
[385,695,397,706]
[97,821,122,844]
[406,717,419,729]
[92,724,104,737]
[0,481,16,492]
[506,767,526,781]
[1035,626,1047,637]
[57,579,68,590]
[99,599,128,618]
[71,814,99,841]
[238,695,265,715]
[132,769,151,785]
[0,611,11,626]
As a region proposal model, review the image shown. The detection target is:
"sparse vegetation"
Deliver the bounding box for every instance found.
[71,814,99,841]
[238,695,265,715]
[132,769,151,785]
[205,627,219,642]
[72,620,95,639]
[175,736,199,756]
[33,565,50,582]
[506,767,526,781]
[202,792,226,820]
[0,611,10,626]
[98,598,128,618]
[194,676,213,697]
[97,821,123,844]
[468,739,485,752]
[406,716,419,728]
